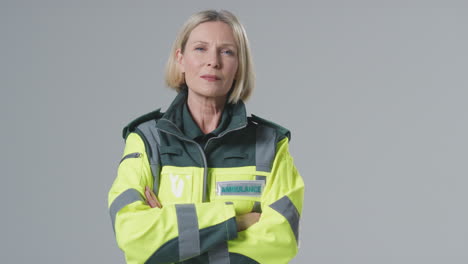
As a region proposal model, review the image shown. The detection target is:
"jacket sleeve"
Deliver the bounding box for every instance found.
[108,133,238,264]
[228,137,305,263]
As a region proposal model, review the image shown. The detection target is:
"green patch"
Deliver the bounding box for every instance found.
[221,185,261,194]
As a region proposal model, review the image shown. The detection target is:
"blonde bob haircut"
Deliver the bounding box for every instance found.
[165,10,255,104]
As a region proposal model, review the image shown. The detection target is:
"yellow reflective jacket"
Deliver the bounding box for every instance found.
[108,89,305,264]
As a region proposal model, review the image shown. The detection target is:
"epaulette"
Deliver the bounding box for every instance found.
[249,114,291,142]
[122,108,164,139]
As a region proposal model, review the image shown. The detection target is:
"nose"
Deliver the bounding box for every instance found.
[206,50,220,68]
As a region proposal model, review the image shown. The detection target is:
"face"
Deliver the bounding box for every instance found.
[176,21,239,100]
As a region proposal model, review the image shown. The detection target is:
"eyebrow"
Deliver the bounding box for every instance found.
[191,41,237,49]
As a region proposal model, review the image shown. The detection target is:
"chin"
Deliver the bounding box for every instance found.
[188,84,230,99]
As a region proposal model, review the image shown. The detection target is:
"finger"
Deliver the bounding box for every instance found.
[145,186,151,198]
[148,198,157,208]
[150,192,160,204]
[253,212,261,221]
[149,189,163,208]
[145,188,157,208]
[150,192,162,208]
[145,187,152,201]
[145,186,154,198]
[146,186,162,208]
[145,192,155,208]
[149,188,157,199]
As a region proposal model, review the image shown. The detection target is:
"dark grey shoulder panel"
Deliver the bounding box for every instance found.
[255,125,277,172]
[135,120,161,195]
[122,108,163,139]
[250,114,291,142]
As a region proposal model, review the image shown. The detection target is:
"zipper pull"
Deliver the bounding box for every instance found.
[119,152,142,164]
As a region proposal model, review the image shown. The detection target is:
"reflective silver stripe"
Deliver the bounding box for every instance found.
[254,176,266,211]
[175,204,200,260]
[135,120,161,195]
[109,188,143,232]
[252,177,266,212]
[256,125,276,172]
[208,241,230,264]
[269,196,300,242]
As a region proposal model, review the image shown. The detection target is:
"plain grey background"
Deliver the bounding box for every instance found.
[1,1,467,263]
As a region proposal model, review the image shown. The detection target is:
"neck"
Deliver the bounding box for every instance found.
[186,90,226,134]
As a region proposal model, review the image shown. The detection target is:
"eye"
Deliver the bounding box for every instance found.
[221,49,235,56]
[195,47,205,51]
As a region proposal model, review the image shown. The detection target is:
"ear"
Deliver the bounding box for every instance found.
[175,48,185,73]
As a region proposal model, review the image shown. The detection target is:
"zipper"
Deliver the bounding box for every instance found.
[204,122,247,151]
[159,118,248,203]
[119,152,142,164]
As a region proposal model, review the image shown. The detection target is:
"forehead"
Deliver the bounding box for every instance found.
[187,21,236,46]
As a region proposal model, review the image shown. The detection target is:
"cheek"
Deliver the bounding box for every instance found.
[227,61,239,79]
[184,56,202,75]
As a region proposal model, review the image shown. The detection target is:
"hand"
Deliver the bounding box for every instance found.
[145,186,162,208]
[236,212,261,231]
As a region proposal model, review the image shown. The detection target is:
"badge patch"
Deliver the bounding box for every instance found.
[216,180,265,196]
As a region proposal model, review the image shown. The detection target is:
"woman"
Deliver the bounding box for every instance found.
[108,10,304,264]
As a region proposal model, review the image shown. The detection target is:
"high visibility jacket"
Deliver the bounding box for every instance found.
[108,89,305,264]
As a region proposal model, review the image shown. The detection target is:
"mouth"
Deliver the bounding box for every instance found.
[200,75,221,81]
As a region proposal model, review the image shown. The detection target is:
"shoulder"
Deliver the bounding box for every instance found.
[122,108,164,139]
[248,113,291,142]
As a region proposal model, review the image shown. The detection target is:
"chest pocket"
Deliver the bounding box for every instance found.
[158,166,195,205]
[157,146,195,205]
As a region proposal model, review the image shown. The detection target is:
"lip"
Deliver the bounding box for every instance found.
[200,74,221,81]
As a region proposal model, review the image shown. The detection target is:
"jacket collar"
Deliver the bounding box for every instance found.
[156,87,248,140]
[182,100,231,140]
